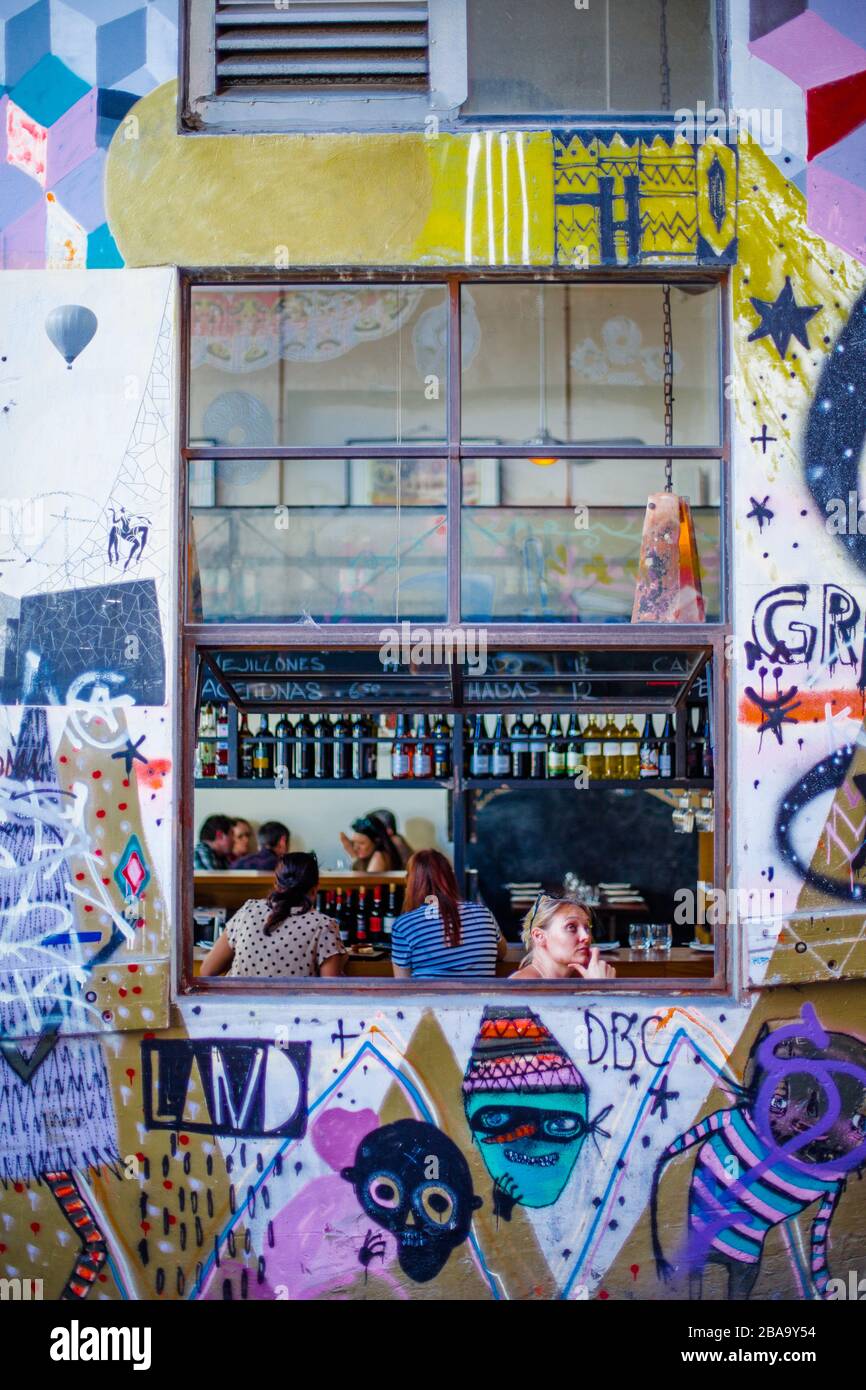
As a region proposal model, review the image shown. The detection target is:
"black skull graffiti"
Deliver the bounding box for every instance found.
[341,1119,482,1283]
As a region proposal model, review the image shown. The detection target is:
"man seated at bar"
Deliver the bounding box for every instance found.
[193,814,234,870]
[229,817,253,864]
[200,851,345,978]
[369,808,413,867]
[391,849,506,979]
[232,820,290,872]
[509,894,616,982]
[339,814,403,872]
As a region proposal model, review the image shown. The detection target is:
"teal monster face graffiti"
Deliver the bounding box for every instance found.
[463,1007,607,1216]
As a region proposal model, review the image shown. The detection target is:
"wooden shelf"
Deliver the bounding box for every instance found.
[194,778,452,790]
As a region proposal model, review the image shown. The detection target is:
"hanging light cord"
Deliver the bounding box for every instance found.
[659,0,671,113]
[662,282,674,493]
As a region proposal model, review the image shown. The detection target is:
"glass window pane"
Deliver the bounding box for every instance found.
[461,283,720,447]
[464,0,717,116]
[189,458,447,623]
[461,458,721,623]
[190,285,448,448]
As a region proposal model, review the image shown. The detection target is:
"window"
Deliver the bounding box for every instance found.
[181,271,729,993]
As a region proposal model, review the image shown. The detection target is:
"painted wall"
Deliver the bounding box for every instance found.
[2,0,866,1303]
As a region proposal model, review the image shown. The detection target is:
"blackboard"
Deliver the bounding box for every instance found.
[467,783,699,944]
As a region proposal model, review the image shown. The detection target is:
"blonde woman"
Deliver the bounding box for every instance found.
[509,893,616,982]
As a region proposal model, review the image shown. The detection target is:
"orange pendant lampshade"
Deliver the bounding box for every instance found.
[632,491,705,623]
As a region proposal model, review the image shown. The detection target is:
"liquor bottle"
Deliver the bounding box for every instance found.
[391,714,412,780]
[199,703,216,779]
[364,713,380,780]
[620,714,641,779]
[582,712,604,781]
[432,714,451,778]
[369,885,384,943]
[412,714,433,779]
[490,714,510,778]
[351,713,364,780]
[659,712,675,779]
[354,886,368,945]
[701,705,714,780]
[314,713,333,780]
[510,712,530,779]
[253,713,272,780]
[238,711,254,780]
[565,713,584,778]
[383,885,397,940]
[274,713,292,782]
[639,715,659,778]
[529,713,547,779]
[602,713,623,780]
[332,710,351,781]
[547,714,567,778]
[215,703,229,780]
[294,710,315,781]
[469,714,489,778]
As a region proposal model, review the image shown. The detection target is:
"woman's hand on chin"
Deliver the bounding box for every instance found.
[571,947,616,980]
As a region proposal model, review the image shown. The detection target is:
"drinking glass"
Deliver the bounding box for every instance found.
[628,922,649,951]
[649,922,672,952]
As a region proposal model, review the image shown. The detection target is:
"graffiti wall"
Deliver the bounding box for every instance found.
[1,0,866,1303]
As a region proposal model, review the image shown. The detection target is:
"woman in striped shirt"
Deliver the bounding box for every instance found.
[391,850,507,980]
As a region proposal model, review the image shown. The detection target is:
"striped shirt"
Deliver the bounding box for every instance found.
[668,1106,843,1289]
[391,900,500,979]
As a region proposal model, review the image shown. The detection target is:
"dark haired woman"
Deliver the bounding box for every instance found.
[391,849,506,980]
[339,814,402,872]
[200,852,345,978]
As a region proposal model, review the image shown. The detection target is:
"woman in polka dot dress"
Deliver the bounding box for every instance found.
[201,851,346,978]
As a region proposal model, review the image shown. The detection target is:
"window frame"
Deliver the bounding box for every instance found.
[179,0,728,135]
[178,266,731,997]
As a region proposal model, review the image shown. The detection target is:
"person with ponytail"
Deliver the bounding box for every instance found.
[200,851,346,978]
[390,849,506,980]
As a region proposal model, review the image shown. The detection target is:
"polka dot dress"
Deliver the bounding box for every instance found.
[226,900,346,978]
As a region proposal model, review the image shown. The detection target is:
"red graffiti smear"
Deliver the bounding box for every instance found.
[135,758,171,791]
[126,1069,135,1084]
[630,1263,639,1281]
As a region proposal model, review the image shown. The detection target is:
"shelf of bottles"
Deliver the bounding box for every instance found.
[312,881,404,953]
[194,701,713,790]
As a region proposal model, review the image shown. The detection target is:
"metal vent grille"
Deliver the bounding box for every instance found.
[214,1,430,90]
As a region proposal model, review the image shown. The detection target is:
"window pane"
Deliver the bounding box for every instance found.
[461,283,719,447]
[189,458,447,623]
[190,285,448,448]
[464,0,716,115]
[461,458,721,622]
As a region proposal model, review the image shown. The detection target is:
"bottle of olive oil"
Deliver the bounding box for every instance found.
[602,713,622,780]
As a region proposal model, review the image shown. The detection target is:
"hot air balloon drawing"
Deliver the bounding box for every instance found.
[45,305,98,369]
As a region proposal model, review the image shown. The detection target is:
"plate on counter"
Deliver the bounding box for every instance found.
[688,941,715,953]
[594,940,621,952]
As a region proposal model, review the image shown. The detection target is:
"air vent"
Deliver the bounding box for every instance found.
[214,1,430,90]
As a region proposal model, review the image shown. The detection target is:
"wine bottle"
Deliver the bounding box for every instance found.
[602,713,623,780]
[529,713,547,779]
[701,705,714,779]
[391,714,411,780]
[547,714,567,778]
[253,713,272,780]
[583,712,604,780]
[363,713,379,780]
[238,711,254,780]
[659,712,675,779]
[639,715,659,778]
[294,710,315,781]
[274,713,291,781]
[354,886,368,945]
[412,714,433,779]
[200,702,216,779]
[565,713,584,777]
[510,712,530,779]
[469,714,490,778]
[432,714,451,778]
[686,699,703,780]
[383,885,397,939]
[351,713,365,780]
[621,714,641,779]
[313,713,333,780]
[335,888,351,946]
[490,714,510,778]
[216,703,229,779]
[369,885,384,942]
[332,710,351,781]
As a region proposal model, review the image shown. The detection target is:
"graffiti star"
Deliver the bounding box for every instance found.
[744,685,802,746]
[746,496,774,531]
[111,735,148,774]
[649,1076,680,1123]
[748,277,821,359]
[750,425,777,455]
